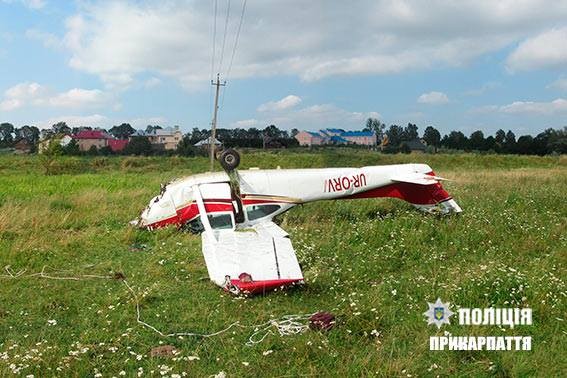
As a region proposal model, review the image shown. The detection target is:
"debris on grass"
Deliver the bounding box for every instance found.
[309,311,336,332]
[150,345,178,358]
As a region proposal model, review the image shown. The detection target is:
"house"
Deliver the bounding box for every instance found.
[14,139,32,154]
[194,137,222,148]
[340,131,377,146]
[329,135,349,145]
[38,134,73,153]
[108,139,129,153]
[320,128,345,137]
[295,131,328,146]
[403,139,427,153]
[145,126,183,150]
[295,128,377,146]
[73,130,112,151]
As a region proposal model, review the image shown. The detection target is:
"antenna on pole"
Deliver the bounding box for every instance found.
[210,73,226,172]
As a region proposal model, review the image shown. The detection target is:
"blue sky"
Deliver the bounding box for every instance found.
[1,0,566,136]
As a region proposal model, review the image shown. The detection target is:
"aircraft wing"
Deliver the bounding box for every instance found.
[191,183,303,294]
[390,172,448,185]
[201,222,304,294]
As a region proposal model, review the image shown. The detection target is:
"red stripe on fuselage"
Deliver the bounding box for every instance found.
[343,171,451,205]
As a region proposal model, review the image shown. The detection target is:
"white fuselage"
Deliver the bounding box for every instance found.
[137,163,461,230]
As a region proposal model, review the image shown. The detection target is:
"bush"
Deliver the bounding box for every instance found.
[91,157,109,169]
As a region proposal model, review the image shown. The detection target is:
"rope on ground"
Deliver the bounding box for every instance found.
[1,265,316,344]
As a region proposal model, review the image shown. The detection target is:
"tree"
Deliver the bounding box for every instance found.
[15,125,40,145]
[51,121,71,135]
[399,142,411,154]
[291,128,299,137]
[386,125,404,146]
[469,130,485,151]
[442,131,468,150]
[39,139,63,175]
[402,123,419,141]
[422,126,441,152]
[515,135,533,155]
[176,134,198,156]
[63,139,81,155]
[109,123,135,139]
[0,122,15,147]
[504,130,516,153]
[87,145,99,156]
[364,118,385,141]
[484,136,496,152]
[124,136,152,155]
[494,129,506,152]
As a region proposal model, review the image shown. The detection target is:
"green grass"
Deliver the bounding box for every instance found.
[0,150,566,377]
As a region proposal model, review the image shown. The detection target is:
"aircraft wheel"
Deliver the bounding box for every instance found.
[219,148,240,171]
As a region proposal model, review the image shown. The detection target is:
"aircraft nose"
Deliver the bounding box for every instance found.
[138,194,178,229]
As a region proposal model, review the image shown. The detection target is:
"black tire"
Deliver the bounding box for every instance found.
[219,148,240,171]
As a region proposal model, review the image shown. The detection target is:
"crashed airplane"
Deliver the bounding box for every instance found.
[136,150,461,295]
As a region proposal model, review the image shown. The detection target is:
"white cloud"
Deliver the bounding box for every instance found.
[58,1,567,89]
[473,98,567,115]
[417,91,449,105]
[2,0,46,10]
[500,98,567,115]
[33,115,168,130]
[23,0,44,9]
[144,77,162,89]
[231,119,259,128]
[127,117,168,129]
[0,82,108,111]
[257,95,302,112]
[25,29,60,49]
[506,27,567,71]
[0,82,46,110]
[547,77,567,91]
[35,114,109,129]
[46,88,107,108]
[237,99,381,131]
[463,81,501,96]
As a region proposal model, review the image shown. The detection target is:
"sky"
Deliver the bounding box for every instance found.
[0,0,566,136]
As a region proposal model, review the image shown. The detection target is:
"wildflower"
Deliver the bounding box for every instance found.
[262,350,273,356]
[47,319,57,326]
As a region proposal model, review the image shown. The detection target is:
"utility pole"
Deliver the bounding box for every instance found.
[210,73,226,171]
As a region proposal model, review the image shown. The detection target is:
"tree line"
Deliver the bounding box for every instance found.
[1,119,565,156]
[362,118,566,155]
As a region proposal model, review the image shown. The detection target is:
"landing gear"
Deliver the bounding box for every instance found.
[218,148,240,172]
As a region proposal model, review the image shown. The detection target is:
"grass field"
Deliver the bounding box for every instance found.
[0,150,566,377]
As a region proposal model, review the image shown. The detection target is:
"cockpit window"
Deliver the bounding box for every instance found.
[208,213,234,229]
[246,204,281,221]
[185,212,234,233]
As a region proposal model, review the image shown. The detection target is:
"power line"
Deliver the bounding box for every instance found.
[226,0,247,80]
[217,0,232,74]
[220,0,247,108]
[209,0,218,115]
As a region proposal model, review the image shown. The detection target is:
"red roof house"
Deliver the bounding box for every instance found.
[108,139,128,153]
[73,130,112,151]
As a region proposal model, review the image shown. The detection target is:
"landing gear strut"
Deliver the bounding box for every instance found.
[217,148,240,172]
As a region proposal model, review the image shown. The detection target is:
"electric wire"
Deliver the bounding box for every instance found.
[209,0,218,116]
[217,0,232,75]
[220,0,247,108]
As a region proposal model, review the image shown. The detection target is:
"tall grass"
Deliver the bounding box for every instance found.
[0,151,565,377]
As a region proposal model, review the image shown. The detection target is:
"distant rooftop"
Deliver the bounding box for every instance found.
[341,131,375,137]
[73,130,111,139]
[146,126,181,136]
